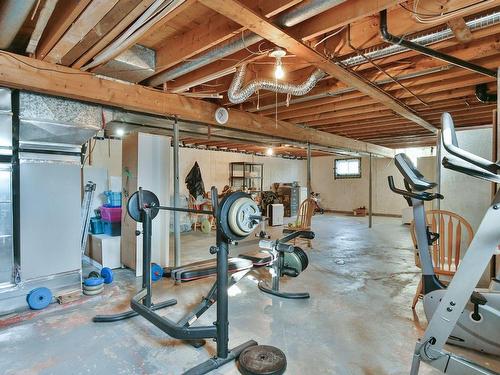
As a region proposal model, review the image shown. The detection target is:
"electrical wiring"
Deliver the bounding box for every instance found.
[400,0,494,24]
[313,26,347,48]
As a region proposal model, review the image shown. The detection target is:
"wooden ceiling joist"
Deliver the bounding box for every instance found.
[0,51,394,157]
[199,0,437,133]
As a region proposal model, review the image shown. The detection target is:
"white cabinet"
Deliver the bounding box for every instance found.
[86,234,122,269]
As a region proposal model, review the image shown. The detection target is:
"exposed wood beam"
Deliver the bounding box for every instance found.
[60,0,147,66]
[36,0,92,59]
[26,0,58,55]
[289,0,404,41]
[72,0,157,69]
[200,0,437,133]
[44,0,120,63]
[0,51,394,157]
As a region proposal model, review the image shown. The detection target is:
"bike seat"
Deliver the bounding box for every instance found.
[470,291,487,305]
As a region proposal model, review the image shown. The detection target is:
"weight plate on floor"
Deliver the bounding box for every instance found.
[83,286,104,296]
[127,190,160,222]
[83,283,105,291]
[151,263,163,282]
[201,218,211,233]
[88,271,101,279]
[100,267,114,284]
[84,277,104,287]
[238,345,287,375]
[27,287,52,310]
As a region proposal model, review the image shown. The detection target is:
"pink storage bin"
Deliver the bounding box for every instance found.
[100,206,122,223]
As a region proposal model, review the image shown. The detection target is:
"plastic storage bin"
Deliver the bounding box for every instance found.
[100,206,122,223]
[90,217,104,234]
[102,220,121,236]
[104,191,122,207]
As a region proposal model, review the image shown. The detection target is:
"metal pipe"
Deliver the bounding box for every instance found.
[0,0,36,49]
[173,118,181,267]
[307,142,312,197]
[228,64,325,104]
[147,0,347,87]
[368,153,373,228]
[379,10,497,78]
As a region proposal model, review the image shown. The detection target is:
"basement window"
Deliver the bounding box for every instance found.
[334,158,361,179]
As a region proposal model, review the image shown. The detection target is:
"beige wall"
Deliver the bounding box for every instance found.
[85,137,307,200]
[311,155,408,215]
[175,147,307,198]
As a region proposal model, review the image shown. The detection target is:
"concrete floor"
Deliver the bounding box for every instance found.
[1,214,499,374]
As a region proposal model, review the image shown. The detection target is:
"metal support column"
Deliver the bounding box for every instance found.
[173,117,181,267]
[435,130,442,211]
[368,153,373,228]
[306,142,311,197]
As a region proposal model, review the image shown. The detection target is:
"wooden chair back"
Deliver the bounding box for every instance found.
[295,198,315,229]
[410,210,474,276]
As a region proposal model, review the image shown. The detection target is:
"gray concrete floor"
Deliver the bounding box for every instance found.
[1,214,499,374]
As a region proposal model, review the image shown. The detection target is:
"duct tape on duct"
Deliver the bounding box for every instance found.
[19,92,101,148]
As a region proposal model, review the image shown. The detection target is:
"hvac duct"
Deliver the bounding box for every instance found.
[0,0,36,49]
[228,64,326,104]
[146,0,347,87]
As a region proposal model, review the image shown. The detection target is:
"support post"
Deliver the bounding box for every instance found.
[306,142,311,197]
[368,153,373,228]
[173,117,181,267]
[435,130,442,212]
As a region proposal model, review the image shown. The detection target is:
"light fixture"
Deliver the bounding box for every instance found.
[270,48,286,80]
[266,147,274,156]
[116,128,125,137]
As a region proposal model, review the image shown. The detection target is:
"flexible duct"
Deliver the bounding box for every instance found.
[228,64,326,104]
[475,84,497,103]
[146,0,346,86]
[0,0,36,49]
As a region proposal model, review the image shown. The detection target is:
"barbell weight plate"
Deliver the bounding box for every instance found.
[83,277,104,287]
[88,271,101,279]
[83,286,104,296]
[100,267,114,284]
[201,218,212,233]
[83,283,105,291]
[151,263,163,282]
[227,197,259,237]
[238,345,287,375]
[27,287,52,310]
[127,190,160,222]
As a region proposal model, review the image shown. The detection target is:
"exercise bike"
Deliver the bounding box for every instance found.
[94,187,287,375]
[388,112,500,375]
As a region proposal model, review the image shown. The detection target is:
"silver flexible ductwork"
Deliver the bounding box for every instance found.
[146,0,346,86]
[0,0,36,49]
[228,64,326,104]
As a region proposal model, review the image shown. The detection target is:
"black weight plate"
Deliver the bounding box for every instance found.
[127,190,160,222]
[238,345,287,375]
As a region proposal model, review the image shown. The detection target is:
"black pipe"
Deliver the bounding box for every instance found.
[379,10,497,79]
[475,83,497,103]
[216,234,229,358]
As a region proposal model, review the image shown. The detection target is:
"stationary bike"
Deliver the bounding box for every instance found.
[388,112,500,375]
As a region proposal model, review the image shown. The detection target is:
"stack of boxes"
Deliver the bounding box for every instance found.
[100,191,122,236]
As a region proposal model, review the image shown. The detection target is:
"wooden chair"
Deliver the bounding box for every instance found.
[409,210,474,309]
[188,195,215,232]
[286,198,316,248]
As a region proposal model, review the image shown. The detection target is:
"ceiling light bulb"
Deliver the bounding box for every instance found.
[116,128,125,137]
[274,63,285,79]
[266,147,274,156]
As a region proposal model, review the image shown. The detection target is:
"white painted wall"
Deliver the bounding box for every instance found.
[311,156,408,215]
[440,127,492,232]
[173,148,306,199]
[85,138,307,201]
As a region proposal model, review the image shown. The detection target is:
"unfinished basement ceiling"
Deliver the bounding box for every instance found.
[0,0,498,154]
